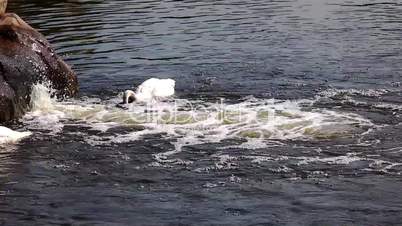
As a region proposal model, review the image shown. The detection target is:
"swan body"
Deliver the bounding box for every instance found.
[123,78,175,103]
[0,126,31,144]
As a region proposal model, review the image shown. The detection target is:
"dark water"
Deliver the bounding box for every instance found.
[1,0,402,225]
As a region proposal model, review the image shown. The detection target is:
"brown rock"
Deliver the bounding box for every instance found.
[0,0,6,15]
[0,11,78,122]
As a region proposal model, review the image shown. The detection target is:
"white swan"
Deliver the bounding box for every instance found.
[0,126,31,144]
[123,78,176,103]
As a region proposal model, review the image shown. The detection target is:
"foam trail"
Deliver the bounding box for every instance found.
[24,84,374,150]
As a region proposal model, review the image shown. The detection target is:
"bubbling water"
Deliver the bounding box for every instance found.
[24,84,373,150]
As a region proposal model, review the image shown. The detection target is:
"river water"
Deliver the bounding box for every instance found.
[1,0,402,225]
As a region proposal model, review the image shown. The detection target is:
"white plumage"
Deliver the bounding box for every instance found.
[0,126,32,144]
[123,78,176,103]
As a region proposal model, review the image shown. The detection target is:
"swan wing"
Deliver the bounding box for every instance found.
[0,126,32,144]
[134,78,176,101]
[151,79,175,97]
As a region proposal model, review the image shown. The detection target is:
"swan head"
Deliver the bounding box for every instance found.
[123,90,136,104]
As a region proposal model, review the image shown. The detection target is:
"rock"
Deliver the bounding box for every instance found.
[0,0,6,15]
[0,12,78,122]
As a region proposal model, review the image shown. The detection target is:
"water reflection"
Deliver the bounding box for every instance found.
[7,0,402,96]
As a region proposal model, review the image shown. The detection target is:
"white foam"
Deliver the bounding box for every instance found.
[24,84,373,152]
[317,88,390,99]
[296,154,363,165]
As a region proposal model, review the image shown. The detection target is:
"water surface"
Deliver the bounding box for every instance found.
[1,0,402,225]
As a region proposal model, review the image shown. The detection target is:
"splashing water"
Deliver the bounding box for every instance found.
[23,84,373,151]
